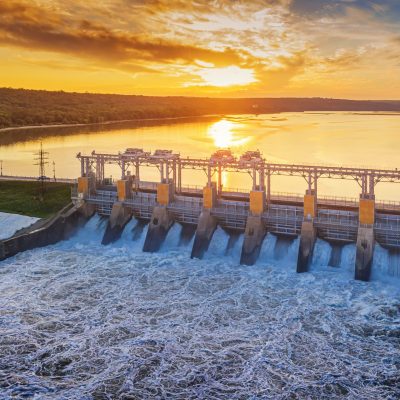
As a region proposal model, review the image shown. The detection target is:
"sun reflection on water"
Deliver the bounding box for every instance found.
[208,119,249,148]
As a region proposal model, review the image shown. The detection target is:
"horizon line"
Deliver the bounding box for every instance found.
[1,87,400,102]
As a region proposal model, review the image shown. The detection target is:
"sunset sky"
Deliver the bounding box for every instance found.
[0,0,399,99]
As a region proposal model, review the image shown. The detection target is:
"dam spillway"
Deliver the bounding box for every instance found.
[66,147,400,282]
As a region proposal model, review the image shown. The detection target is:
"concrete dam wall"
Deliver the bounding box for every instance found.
[2,147,400,282]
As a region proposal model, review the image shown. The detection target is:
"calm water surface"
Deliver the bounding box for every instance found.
[1,112,400,200]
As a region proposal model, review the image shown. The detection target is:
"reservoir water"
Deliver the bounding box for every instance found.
[1,112,400,200]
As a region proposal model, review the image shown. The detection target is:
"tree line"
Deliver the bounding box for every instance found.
[1,87,399,129]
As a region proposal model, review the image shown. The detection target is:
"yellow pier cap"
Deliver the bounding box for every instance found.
[78,176,91,195]
[359,197,375,225]
[250,190,266,215]
[203,183,217,209]
[304,190,317,219]
[117,179,131,201]
[157,182,174,205]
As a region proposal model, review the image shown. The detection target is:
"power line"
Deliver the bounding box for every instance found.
[34,142,49,198]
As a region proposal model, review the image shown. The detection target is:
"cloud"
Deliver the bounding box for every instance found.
[319,49,364,72]
[0,0,399,97]
[289,0,396,19]
[0,1,250,71]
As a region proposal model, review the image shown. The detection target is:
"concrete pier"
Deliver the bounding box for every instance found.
[355,196,376,281]
[297,220,317,273]
[297,190,317,273]
[240,190,267,265]
[191,209,218,259]
[101,202,132,245]
[240,215,266,265]
[355,226,374,281]
[143,206,174,252]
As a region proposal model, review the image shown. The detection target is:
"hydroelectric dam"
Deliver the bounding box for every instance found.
[2,148,400,282]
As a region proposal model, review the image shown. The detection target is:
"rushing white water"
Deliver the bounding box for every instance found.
[0,215,399,399]
[0,212,39,240]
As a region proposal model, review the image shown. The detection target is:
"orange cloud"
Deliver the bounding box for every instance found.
[0,1,249,70]
[0,0,399,99]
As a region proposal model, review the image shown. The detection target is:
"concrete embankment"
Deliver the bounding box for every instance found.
[0,202,95,261]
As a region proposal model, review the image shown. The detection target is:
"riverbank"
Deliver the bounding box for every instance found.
[2,87,400,131]
[0,114,220,133]
[0,181,72,218]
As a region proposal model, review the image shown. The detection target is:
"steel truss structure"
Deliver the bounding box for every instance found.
[77,148,400,200]
[73,148,400,250]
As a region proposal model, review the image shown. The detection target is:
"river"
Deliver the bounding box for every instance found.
[0,214,399,398]
[1,112,400,200]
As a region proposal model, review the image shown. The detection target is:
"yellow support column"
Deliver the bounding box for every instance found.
[303,189,317,219]
[249,190,266,215]
[77,177,90,196]
[157,182,174,205]
[117,180,131,201]
[359,196,375,225]
[203,183,217,209]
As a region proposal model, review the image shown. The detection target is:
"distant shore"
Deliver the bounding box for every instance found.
[2,88,400,133]
[0,114,221,133]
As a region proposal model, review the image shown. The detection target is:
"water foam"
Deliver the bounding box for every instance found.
[0,212,39,240]
[1,216,400,398]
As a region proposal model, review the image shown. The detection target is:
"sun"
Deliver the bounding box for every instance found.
[208,119,250,148]
[197,66,257,87]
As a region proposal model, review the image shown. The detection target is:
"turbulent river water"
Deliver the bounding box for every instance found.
[1,216,400,399]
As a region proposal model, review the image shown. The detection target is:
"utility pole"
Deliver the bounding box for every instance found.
[0,160,2,176]
[52,161,56,181]
[34,142,49,199]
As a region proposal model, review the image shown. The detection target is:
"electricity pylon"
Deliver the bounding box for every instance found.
[34,142,49,199]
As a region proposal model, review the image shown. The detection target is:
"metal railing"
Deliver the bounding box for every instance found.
[71,183,400,248]
[1,174,76,184]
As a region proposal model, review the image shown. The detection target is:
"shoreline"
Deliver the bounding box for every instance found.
[2,110,400,133]
[0,114,222,133]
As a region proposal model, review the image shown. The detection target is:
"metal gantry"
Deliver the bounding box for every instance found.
[77,148,400,200]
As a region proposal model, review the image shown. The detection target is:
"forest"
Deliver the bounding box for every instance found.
[1,87,400,129]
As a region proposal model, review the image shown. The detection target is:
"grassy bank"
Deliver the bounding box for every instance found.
[0,181,72,218]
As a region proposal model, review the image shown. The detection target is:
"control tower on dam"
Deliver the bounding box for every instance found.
[69,148,400,282]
